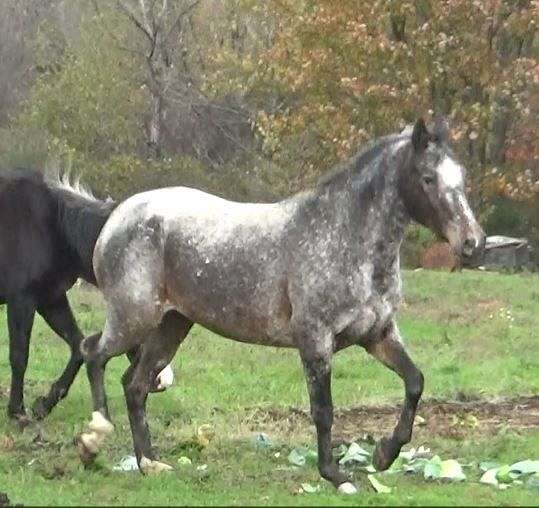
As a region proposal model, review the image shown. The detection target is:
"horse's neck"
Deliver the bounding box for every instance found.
[55,193,115,284]
[308,162,409,260]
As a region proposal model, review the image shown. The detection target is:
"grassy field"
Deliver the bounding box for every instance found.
[0,269,538,506]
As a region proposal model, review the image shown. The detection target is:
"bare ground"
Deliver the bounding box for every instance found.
[247,396,539,442]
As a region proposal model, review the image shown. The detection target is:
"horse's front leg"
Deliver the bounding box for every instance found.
[363,321,424,471]
[33,294,84,419]
[6,297,36,421]
[299,337,357,494]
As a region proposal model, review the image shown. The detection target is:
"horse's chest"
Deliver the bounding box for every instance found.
[335,271,401,349]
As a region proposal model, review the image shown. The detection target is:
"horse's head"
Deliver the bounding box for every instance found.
[399,118,485,259]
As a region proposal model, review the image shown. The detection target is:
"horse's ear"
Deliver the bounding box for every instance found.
[412,118,429,153]
[433,115,450,143]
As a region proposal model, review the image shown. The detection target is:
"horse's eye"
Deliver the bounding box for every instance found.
[422,175,435,186]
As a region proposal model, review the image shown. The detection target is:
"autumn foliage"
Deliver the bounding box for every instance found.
[211,0,538,203]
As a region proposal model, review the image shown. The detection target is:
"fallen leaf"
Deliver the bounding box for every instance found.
[509,460,539,475]
[479,461,500,472]
[253,432,272,449]
[196,424,215,448]
[528,473,539,490]
[414,415,426,426]
[439,459,466,481]
[368,474,391,493]
[496,464,516,483]
[339,442,370,465]
[288,448,306,467]
[424,455,442,480]
[300,482,320,494]
[113,455,139,472]
[480,468,499,486]
[177,456,192,466]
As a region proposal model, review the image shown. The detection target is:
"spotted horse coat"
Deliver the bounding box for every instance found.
[78,118,484,494]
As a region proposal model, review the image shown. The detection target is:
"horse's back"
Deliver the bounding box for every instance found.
[0,169,58,297]
[97,186,293,253]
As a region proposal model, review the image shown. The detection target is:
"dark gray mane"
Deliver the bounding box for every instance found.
[47,177,116,284]
[316,132,409,191]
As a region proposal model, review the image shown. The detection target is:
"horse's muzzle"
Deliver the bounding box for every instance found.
[461,230,486,259]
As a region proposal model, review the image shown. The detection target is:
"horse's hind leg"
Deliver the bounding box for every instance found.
[76,317,143,465]
[6,296,36,421]
[123,311,192,473]
[363,321,424,471]
[126,347,174,393]
[32,294,84,419]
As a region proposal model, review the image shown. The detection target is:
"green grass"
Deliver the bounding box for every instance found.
[0,269,538,505]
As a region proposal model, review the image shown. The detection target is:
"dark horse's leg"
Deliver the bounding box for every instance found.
[123,311,192,472]
[363,321,424,471]
[6,296,36,420]
[299,341,356,494]
[32,294,85,419]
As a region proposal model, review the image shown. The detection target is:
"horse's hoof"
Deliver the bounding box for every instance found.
[373,437,399,471]
[337,482,358,495]
[88,411,114,435]
[75,412,114,466]
[75,434,97,466]
[31,397,50,420]
[139,457,174,474]
[149,365,174,393]
[8,408,31,429]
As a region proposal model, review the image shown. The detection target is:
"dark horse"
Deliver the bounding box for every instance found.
[0,169,173,422]
[0,169,115,420]
[79,119,484,493]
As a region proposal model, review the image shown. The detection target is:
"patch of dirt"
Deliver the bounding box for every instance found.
[249,396,539,442]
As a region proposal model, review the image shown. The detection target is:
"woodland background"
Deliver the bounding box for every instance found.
[0,0,537,265]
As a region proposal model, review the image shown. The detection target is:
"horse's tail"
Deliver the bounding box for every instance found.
[47,171,117,285]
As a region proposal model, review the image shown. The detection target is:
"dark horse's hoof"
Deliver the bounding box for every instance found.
[31,397,51,420]
[7,408,31,429]
[373,437,400,471]
[75,435,97,467]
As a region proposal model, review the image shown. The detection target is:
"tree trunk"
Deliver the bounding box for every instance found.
[149,91,163,158]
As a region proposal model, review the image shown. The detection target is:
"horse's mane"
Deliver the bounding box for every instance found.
[46,170,116,284]
[316,131,410,190]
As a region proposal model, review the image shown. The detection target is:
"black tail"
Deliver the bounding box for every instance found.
[49,175,116,285]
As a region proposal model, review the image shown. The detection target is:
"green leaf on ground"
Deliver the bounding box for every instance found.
[528,473,539,490]
[480,468,500,486]
[424,455,443,480]
[300,483,320,494]
[439,459,466,481]
[253,432,273,449]
[424,456,465,481]
[368,475,391,494]
[177,456,192,466]
[479,461,500,472]
[339,442,370,465]
[509,460,539,475]
[287,448,306,467]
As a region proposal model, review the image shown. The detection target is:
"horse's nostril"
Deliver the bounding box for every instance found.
[462,237,477,257]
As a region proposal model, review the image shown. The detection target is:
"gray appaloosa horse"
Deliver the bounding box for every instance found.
[78,118,484,494]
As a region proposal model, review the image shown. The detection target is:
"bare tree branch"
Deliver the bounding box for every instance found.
[138,0,154,35]
[165,0,201,43]
[116,0,153,42]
